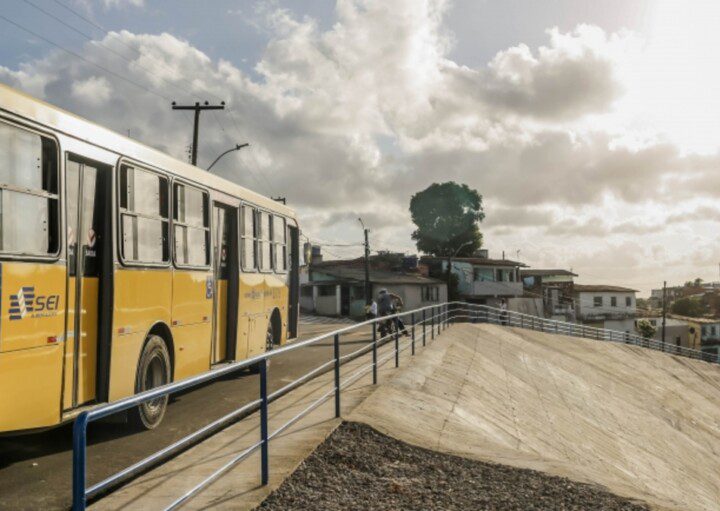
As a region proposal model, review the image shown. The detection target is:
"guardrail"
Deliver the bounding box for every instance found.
[451,303,720,364]
[72,301,719,510]
[71,303,451,510]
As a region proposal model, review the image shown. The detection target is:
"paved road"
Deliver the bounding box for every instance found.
[0,321,373,511]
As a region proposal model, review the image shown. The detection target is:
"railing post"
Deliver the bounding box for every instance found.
[333,333,341,418]
[422,309,426,346]
[431,307,435,340]
[72,412,89,511]
[411,312,416,355]
[394,320,400,367]
[372,322,377,385]
[259,358,269,485]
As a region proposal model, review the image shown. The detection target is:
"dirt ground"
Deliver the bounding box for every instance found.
[258,422,650,511]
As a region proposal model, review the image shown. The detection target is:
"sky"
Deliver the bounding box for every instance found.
[2,0,720,296]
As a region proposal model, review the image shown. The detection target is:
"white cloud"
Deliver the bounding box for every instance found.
[71,76,111,105]
[2,0,719,294]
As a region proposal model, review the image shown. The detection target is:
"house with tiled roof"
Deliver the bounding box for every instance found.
[301,252,447,318]
[574,284,638,333]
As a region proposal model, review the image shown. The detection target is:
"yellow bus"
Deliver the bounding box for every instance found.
[0,84,300,433]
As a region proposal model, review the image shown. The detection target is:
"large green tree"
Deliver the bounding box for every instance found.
[409,182,484,256]
[671,297,706,317]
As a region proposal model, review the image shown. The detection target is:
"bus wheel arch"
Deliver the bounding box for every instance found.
[129,323,174,430]
[147,322,175,379]
[268,308,282,348]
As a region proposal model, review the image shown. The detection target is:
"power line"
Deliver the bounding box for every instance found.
[0,14,174,101]
[8,4,274,195]
[50,0,252,157]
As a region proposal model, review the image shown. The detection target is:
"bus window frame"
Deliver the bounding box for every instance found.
[271,213,288,275]
[256,208,274,274]
[240,202,258,273]
[171,177,211,271]
[0,116,62,262]
[115,158,171,269]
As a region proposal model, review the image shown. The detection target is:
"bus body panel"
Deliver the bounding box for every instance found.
[0,345,63,431]
[171,269,213,380]
[0,262,66,353]
[108,269,172,401]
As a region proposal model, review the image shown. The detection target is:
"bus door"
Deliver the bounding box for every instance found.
[63,157,108,409]
[211,204,239,364]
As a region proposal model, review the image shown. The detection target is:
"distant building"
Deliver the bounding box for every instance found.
[574,284,637,333]
[421,254,541,314]
[521,269,577,321]
[634,316,691,348]
[301,253,447,318]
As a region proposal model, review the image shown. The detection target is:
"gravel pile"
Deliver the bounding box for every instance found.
[258,422,649,511]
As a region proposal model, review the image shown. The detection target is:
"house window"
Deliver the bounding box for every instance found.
[317,285,336,297]
[119,164,169,264]
[241,205,256,270]
[474,267,492,281]
[593,296,603,307]
[300,286,313,297]
[422,286,439,302]
[625,296,632,306]
[610,296,617,307]
[173,182,209,267]
[0,122,59,256]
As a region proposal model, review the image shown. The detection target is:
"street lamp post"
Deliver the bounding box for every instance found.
[207,143,250,171]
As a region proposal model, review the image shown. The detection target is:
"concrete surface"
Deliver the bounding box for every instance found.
[349,323,720,511]
[89,331,420,510]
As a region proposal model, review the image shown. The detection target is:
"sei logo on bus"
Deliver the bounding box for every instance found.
[9,286,61,321]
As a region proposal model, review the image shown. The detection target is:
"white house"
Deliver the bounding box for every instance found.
[574,284,637,333]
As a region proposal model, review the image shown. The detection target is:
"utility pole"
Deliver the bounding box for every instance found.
[359,218,371,306]
[172,101,225,166]
[661,280,667,348]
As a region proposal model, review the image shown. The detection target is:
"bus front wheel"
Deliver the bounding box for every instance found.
[130,335,171,430]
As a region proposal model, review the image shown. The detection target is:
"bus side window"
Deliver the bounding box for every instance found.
[119,164,169,264]
[0,121,59,256]
[271,215,287,273]
[173,183,209,267]
[240,205,256,271]
[258,211,271,272]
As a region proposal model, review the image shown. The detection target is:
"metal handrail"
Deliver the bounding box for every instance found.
[448,303,719,363]
[72,303,450,510]
[72,301,719,510]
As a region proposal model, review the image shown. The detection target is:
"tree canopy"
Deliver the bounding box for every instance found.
[671,297,706,317]
[636,319,657,339]
[409,182,484,257]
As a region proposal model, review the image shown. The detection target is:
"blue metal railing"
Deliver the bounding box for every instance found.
[71,301,718,510]
[71,303,450,510]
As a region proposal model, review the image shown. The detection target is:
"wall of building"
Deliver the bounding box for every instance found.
[577,292,635,320]
[603,318,636,334]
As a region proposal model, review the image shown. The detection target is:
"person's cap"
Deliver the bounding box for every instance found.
[378,288,388,294]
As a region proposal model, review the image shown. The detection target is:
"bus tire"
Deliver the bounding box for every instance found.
[129,335,171,430]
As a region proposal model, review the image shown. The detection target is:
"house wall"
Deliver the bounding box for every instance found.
[577,292,636,320]
[371,282,448,316]
[603,318,636,334]
[443,260,521,297]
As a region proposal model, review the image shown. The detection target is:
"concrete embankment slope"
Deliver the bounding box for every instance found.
[348,323,720,511]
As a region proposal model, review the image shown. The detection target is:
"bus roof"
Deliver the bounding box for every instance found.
[0,83,294,218]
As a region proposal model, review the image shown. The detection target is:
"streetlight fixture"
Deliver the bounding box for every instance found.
[207,143,250,171]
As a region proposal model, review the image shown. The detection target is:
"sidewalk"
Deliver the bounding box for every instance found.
[91,332,427,510]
